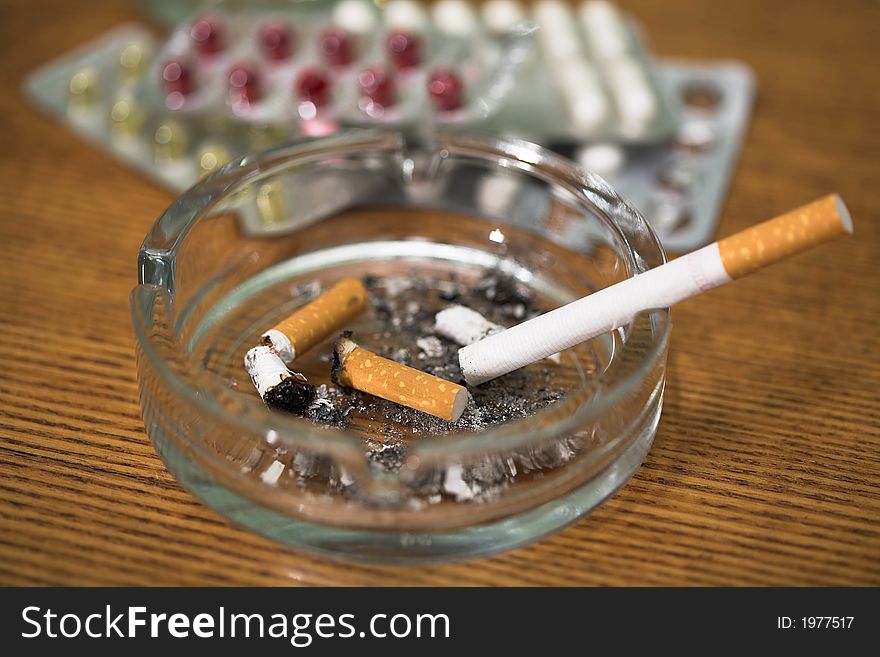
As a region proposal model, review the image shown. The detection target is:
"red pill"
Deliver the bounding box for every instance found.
[319,26,354,67]
[161,58,193,96]
[259,22,293,62]
[295,68,331,107]
[428,68,464,111]
[228,63,261,107]
[358,66,395,108]
[190,16,223,57]
[388,31,421,70]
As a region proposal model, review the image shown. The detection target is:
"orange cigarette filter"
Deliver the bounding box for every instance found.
[332,336,469,422]
[717,194,852,279]
[263,277,368,362]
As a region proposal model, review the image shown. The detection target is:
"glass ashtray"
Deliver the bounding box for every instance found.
[132,129,669,562]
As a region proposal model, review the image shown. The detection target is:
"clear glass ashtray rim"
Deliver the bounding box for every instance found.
[132,128,671,468]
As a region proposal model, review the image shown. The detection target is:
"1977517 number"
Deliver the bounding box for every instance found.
[804,617,854,629]
[777,617,854,629]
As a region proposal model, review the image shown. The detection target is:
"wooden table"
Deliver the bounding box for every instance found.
[1,0,878,586]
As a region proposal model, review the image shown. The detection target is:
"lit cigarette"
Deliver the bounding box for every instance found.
[244,345,315,415]
[434,305,504,346]
[332,335,469,422]
[262,277,368,362]
[460,194,853,385]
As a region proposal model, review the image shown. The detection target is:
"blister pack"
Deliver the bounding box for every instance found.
[23,1,754,250]
[565,60,755,252]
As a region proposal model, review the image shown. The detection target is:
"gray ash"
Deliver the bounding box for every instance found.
[281,270,566,473]
[305,383,370,428]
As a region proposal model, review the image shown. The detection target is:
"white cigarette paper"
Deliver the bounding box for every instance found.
[435,305,504,346]
[435,304,561,362]
[459,244,731,385]
[244,345,294,398]
[261,329,294,363]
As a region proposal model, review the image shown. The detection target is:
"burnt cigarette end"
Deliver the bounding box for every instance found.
[264,376,316,416]
[330,332,356,388]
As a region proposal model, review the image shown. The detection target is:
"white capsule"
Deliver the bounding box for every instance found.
[556,59,609,134]
[332,0,378,35]
[432,0,480,37]
[533,0,583,61]
[606,57,657,133]
[579,0,629,60]
[482,0,527,34]
[384,0,429,32]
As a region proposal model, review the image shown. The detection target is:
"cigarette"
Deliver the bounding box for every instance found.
[244,345,315,415]
[460,194,853,385]
[332,335,469,422]
[262,277,368,362]
[434,304,504,346]
[435,304,562,363]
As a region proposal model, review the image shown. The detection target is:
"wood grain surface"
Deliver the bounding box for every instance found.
[0,0,878,586]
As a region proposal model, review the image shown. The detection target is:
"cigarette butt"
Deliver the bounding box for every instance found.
[717,194,852,279]
[332,335,468,422]
[244,345,315,415]
[460,194,853,386]
[435,304,504,345]
[262,277,368,362]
